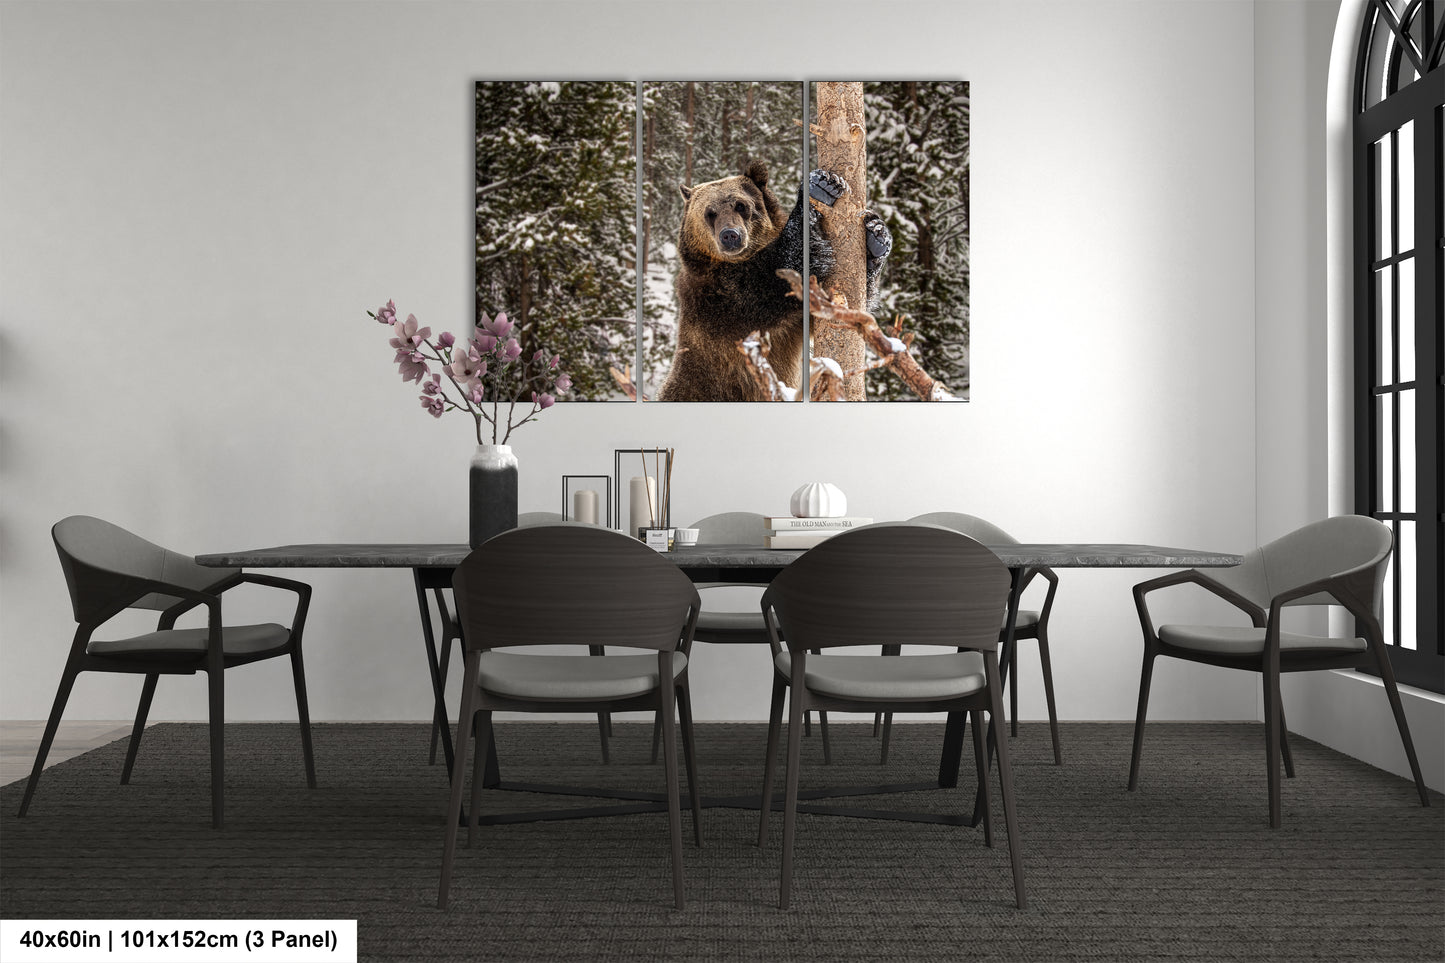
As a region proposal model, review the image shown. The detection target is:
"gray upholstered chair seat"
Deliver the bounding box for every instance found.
[695,610,765,633]
[1011,609,1040,631]
[479,650,688,700]
[1158,624,1366,656]
[87,623,290,662]
[774,650,987,701]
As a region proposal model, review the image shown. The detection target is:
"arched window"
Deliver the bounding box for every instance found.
[1352,0,1443,692]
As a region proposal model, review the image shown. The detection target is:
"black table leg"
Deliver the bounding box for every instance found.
[414,568,457,776]
[937,711,969,788]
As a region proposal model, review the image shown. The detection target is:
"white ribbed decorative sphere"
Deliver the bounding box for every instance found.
[790,482,847,518]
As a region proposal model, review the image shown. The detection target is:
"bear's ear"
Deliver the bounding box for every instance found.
[744,160,768,188]
[679,184,693,202]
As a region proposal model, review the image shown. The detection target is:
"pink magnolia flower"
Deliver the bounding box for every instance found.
[469,384,485,405]
[376,300,397,325]
[473,332,497,355]
[478,311,514,342]
[421,372,442,396]
[499,339,523,362]
[389,313,431,353]
[550,354,561,369]
[532,391,556,409]
[397,351,429,384]
[554,372,572,392]
[420,393,444,418]
[532,349,548,364]
[437,331,455,349]
[448,346,486,387]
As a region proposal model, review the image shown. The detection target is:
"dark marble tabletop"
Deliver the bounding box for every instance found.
[197,541,1241,570]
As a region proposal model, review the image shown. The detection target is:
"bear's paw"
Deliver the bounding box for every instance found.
[808,169,849,207]
[862,210,893,260]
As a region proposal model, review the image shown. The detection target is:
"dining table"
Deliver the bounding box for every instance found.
[197,538,1242,825]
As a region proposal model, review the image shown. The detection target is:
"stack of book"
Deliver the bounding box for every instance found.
[763,515,874,549]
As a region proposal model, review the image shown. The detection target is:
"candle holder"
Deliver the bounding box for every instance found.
[613,447,673,537]
[562,475,612,527]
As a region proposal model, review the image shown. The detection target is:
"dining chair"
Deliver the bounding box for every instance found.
[1129,514,1430,827]
[756,523,1025,909]
[897,512,1062,764]
[19,515,315,829]
[428,511,619,763]
[649,511,832,764]
[438,525,703,910]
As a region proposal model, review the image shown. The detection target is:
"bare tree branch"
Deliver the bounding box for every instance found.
[780,269,957,402]
[737,331,794,402]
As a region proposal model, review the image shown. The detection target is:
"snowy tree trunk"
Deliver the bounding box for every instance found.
[812,82,867,401]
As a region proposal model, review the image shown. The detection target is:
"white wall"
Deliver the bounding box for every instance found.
[1,1,1263,729]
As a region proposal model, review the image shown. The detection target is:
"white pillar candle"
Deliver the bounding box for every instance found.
[573,488,599,525]
[629,475,657,536]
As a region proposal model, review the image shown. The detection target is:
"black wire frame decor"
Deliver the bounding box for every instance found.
[562,475,612,527]
[613,448,674,534]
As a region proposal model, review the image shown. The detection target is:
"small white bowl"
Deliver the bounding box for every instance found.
[674,528,700,546]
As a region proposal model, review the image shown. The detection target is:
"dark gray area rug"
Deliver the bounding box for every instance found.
[2,721,1441,962]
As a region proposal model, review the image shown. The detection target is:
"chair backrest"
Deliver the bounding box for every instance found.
[761,523,1011,651]
[51,515,235,625]
[908,511,1019,546]
[1208,515,1393,612]
[452,525,701,652]
[690,511,768,545]
[517,511,564,527]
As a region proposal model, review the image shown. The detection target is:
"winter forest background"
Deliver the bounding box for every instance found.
[474,81,970,402]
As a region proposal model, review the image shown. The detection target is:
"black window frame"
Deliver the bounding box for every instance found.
[1352,0,1444,693]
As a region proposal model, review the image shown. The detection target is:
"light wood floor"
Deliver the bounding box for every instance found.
[0,721,137,788]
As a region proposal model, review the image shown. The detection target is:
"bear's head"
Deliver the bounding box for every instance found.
[679,160,780,262]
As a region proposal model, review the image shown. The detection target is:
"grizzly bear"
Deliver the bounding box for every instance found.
[656,161,891,402]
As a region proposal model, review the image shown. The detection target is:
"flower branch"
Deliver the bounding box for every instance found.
[368,300,572,445]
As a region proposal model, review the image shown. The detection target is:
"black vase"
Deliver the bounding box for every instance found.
[469,444,518,548]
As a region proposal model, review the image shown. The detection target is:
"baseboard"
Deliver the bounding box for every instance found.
[1280,670,1444,793]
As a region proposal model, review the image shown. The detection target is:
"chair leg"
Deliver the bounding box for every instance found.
[817,710,831,765]
[1278,702,1295,779]
[121,673,159,785]
[970,709,992,848]
[986,657,1027,910]
[290,650,317,789]
[596,711,611,764]
[649,712,662,765]
[589,646,611,764]
[1036,629,1062,765]
[438,654,480,909]
[467,711,490,848]
[810,650,831,764]
[1371,640,1431,807]
[1264,661,1283,828]
[658,656,685,910]
[1009,643,1019,738]
[780,680,806,910]
[757,678,786,848]
[676,682,703,847]
[207,667,225,830]
[17,661,81,817]
[1127,650,1157,791]
[878,645,900,764]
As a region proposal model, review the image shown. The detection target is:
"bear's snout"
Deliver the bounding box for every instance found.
[718,227,744,252]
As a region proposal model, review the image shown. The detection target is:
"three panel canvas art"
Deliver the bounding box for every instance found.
[475,81,970,402]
